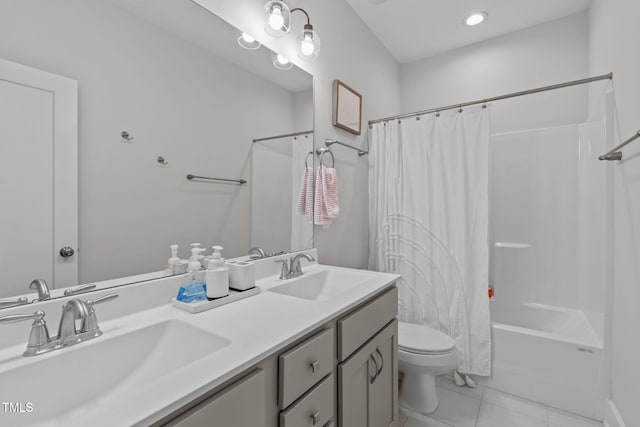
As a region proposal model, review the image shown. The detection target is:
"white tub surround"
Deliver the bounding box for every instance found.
[0,255,399,426]
[487,99,612,420]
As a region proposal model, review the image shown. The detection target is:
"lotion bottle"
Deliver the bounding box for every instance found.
[205,245,229,299]
[168,244,181,275]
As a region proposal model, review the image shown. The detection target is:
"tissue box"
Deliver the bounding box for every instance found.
[227,260,255,291]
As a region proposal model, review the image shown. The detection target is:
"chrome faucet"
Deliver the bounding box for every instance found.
[274,253,316,279]
[57,298,89,344]
[0,293,119,357]
[290,253,315,278]
[249,247,267,259]
[29,279,51,301]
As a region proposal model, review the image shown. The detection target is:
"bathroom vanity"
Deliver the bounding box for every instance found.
[160,286,398,427]
[0,257,400,427]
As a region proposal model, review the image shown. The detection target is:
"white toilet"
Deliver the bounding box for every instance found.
[398,321,457,414]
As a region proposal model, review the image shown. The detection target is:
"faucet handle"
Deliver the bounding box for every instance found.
[0,297,29,309]
[84,293,119,333]
[274,259,291,280]
[86,293,119,307]
[0,310,45,324]
[64,283,97,296]
[0,310,52,356]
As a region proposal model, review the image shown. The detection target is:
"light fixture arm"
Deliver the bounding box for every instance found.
[290,8,311,26]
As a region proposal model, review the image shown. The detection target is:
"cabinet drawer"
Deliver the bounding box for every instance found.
[279,328,335,409]
[280,374,335,427]
[338,286,397,361]
[167,369,265,427]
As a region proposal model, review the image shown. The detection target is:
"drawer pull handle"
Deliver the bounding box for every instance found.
[311,410,321,425]
[369,354,378,384]
[323,421,334,427]
[310,359,320,373]
[375,346,384,376]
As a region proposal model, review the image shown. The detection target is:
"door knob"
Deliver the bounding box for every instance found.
[59,247,75,258]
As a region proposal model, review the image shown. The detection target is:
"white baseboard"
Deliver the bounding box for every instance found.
[604,400,626,427]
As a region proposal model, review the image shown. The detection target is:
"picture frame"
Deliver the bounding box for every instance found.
[333,80,362,135]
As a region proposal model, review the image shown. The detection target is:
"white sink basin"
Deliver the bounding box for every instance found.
[267,266,379,301]
[0,320,229,426]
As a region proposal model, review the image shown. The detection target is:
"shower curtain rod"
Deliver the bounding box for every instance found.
[368,73,613,125]
[252,130,313,143]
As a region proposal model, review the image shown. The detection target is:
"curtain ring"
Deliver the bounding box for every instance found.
[319,149,335,168]
[435,110,440,117]
[458,105,463,113]
[305,151,313,168]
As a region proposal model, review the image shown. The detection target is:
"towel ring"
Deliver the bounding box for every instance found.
[305,151,314,168]
[319,149,335,168]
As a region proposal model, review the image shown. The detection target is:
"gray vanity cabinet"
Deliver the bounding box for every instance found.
[158,285,398,427]
[166,369,266,427]
[338,320,399,427]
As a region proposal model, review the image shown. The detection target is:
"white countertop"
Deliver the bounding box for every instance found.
[0,263,398,427]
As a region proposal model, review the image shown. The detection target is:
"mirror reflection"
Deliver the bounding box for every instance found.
[0,0,314,306]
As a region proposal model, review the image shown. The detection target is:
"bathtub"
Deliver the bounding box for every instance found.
[480,303,607,420]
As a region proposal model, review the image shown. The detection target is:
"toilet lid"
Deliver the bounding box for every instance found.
[398,322,455,354]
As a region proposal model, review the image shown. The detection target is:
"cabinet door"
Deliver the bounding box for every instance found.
[369,320,398,427]
[338,320,398,427]
[167,369,266,427]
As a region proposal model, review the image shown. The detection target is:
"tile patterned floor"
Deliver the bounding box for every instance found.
[399,376,603,427]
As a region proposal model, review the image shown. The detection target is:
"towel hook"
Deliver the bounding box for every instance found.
[316,148,335,168]
[305,151,314,168]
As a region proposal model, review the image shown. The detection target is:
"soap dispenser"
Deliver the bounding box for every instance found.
[206,245,229,300]
[209,246,225,267]
[168,244,181,275]
[187,247,205,284]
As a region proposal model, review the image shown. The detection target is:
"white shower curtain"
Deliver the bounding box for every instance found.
[368,107,491,376]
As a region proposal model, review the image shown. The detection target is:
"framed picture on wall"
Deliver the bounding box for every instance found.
[333,80,362,135]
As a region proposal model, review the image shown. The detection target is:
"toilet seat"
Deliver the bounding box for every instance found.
[398,322,455,355]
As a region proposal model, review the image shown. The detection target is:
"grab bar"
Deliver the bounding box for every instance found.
[599,130,640,161]
[186,174,247,185]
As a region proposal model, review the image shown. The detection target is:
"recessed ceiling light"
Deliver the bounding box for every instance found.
[465,12,487,26]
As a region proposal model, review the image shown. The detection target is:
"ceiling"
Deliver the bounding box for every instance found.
[345,0,592,63]
[107,0,312,92]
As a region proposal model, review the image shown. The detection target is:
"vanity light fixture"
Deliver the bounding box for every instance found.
[264,1,291,36]
[294,9,320,61]
[272,52,293,70]
[237,32,261,50]
[464,12,487,26]
[264,1,321,60]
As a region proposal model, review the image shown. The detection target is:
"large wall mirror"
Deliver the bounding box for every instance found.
[0,0,313,306]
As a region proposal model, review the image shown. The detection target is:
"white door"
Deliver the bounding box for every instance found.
[0,58,77,297]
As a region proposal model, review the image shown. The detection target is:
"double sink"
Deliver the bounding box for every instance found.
[0,262,383,426]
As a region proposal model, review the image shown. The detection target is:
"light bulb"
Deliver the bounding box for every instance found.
[300,34,314,56]
[269,5,285,30]
[465,12,487,26]
[241,32,256,43]
[276,54,289,65]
